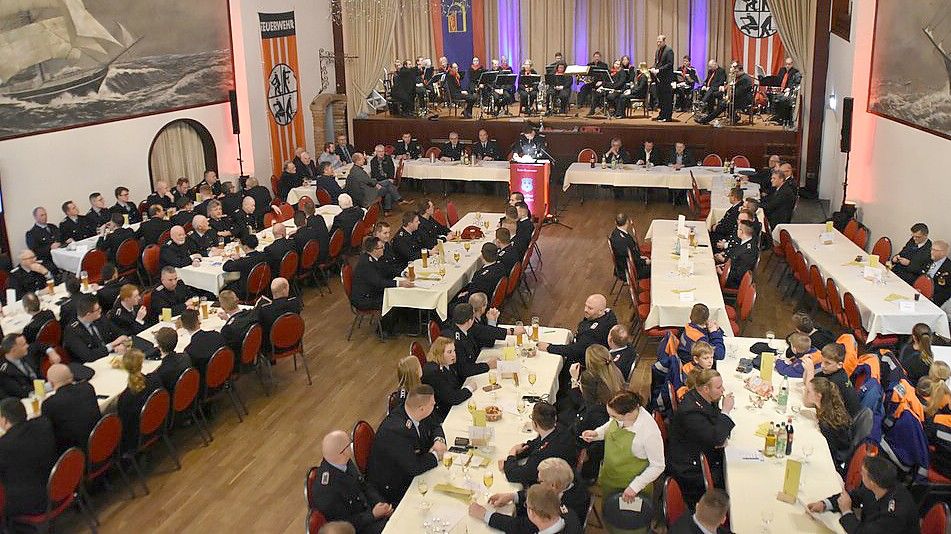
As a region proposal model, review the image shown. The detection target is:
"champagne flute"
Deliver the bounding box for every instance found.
[488,372,497,386]
[464,241,471,253]
[453,251,461,263]
[417,480,429,496]
[482,470,494,501]
[528,371,537,393]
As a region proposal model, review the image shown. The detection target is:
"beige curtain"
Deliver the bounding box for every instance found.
[394,3,437,61]
[149,121,205,187]
[343,0,400,122]
[706,0,733,65]
[576,0,690,65]
[519,0,575,65]
[770,0,817,169]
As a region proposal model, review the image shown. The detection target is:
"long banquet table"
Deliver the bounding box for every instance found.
[644,219,732,334]
[563,164,753,192]
[51,222,142,274]
[777,224,950,341]
[722,337,846,533]
[382,327,572,534]
[402,159,511,183]
[382,212,502,321]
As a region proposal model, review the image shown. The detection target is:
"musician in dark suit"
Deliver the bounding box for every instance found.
[96,213,135,262]
[217,290,259,357]
[367,385,446,504]
[63,294,128,362]
[136,205,173,245]
[312,430,392,533]
[710,187,744,244]
[257,278,302,344]
[25,207,62,266]
[392,212,423,265]
[148,267,200,323]
[393,133,422,160]
[222,234,268,299]
[42,364,101,453]
[110,187,142,224]
[669,488,732,534]
[546,63,572,114]
[21,293,55,344]
[650,35,675,121]
[588,58,628,116]
[440,132,465,161]
[578,51,609,107]
[604,138,633,165]
[59,200,94,243]
[0,398,58,518]
[633,140,663,166]
[335,134,356,164]
[0,333,53,398]
[108,284,150,336]
[926,241,951,307]
[9,249,56,300]
[697,63,753,124]
[764,58,802,126]
[759,57,801,89]
[613,64,650,118]
[762,170,797,226]
[511,126,547,159]
[698,60,727,114]
[516,62,540,114]
[471,129,502,160]
[330,194,365,245]
[610,214,651,281]
[502,402,578,486]
[891,223,934,285]
[718,221,758,289]
[86,192,112,230]
[160,226,201,269]
[674,55,700,111]
[145,180,177,210]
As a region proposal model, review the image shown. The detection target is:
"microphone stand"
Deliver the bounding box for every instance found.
[533,145,572,230]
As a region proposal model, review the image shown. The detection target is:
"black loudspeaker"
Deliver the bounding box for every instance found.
[840,96,854,153]
[228,90,240,135]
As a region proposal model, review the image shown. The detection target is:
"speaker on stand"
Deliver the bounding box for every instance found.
[830,96,856,229]
[229,90,249,190]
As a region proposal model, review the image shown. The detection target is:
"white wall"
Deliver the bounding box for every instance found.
[818,26,856,206]
[0,0,335,257]
[819,0,951,244]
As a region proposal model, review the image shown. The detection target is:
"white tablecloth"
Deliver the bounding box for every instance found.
[0,282,100,334]
[777,224,950,340]
[286,182,348,205]
[722,337,846,533]
[563,164,752,192]
[644,220,732,334]
[383,327,571,534]
[402,159,511,182]
[51,222,142,274]
[705,179,762,229]
[382,212,502,320]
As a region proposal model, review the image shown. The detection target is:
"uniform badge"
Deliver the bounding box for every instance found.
[938,274,947,286]
[321,471,330,485]
[887,499,895,512]
[539,442,549,451]
[560,505,568,514]
[406,419,413,429]
[590,322,598,330]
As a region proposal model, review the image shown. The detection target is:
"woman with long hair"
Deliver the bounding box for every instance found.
[808,377,853,475]
[572,371,611,482]
[582,344,626,394]
[388,355,422,412]
[900,323,934,385]
[421,336,472,420]
[922,369,951,479]
[117,349,161,453]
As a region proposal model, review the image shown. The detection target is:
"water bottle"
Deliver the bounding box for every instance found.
[776,424,787,459]
[764,424,776,457]
[777,377,789,413]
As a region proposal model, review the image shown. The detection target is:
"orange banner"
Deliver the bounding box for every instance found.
[259,11,307,178]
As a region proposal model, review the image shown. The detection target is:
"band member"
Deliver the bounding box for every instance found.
[699,60,727,113]
[674,55,700,111]
[392,60,417,116]
[545,52,567,74]
[546,63,571,115]
[697,64,753,125]
[765,58,802,126]
[651,35,675,121]
[588,59,628,116]
[498,56,513,73]
[578,51,609,107]
[466,57,485,93]
[614,62,650,118]
[517,61,540,115]
[444,64,477,119]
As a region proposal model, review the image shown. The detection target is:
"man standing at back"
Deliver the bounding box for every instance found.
[651,35,675,122]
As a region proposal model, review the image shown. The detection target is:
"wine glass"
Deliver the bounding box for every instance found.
[467,399,477,414]
[482,470,494,501]
[417,480,429,497]
[760,509,774,533]
[488,372,497,386]
[765,330,776,349]
[464,241,471,253]
[802,444,815,464]
[453,251,461,263]
[443,453,454,469]
[528,371,537,393]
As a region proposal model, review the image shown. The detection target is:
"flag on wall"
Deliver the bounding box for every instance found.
[430,0,485,82]
[731,0,785,75]
[259,11,307,178]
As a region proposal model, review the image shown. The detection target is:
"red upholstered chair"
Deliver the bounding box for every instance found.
[363,203,381,227]
[342,262,382,341]
[270,312,312,385]
[843,219,859,241]
[349,220,368,251]
[921,502,950,534]
[410,341,427,367]
[702,154,723,167]
[428,320,442,345]
[826,278,847,327]
[490,278,508,309]
[279,251,300,293]
[239,323,269,395]
[36,319,62,346]
[871,237,892,264]
[305,466,319,509]
[317,230,346,292]
[203,347,247,422]
[810,265,831,313]
[845,443,878,491]
[394,160,404,188]
[506,262,525,307]
[433,208,448,227]
[11,447,96,532]
[914,275,935,300]
[125,388,179,495]
[852,225,870,250]
[263,212,279,227]
[270,175,280,196]
[654,411,668,443]
[315,188,332,206]
[699,453,715,491]
[171,367,211,444]
[351,420,375,475]
[384,144,395,156]
[446,201,460,227]
[577,148,596,162]
[141,244,161,285]
[730,155,751,168]
[86,413,134,499]
[843,292,898,348]
[662,477,687,527]
[242,263,272,305]
[115,238,141,281]
[307,509,328,534]
[80,249,107,283]
[279,203,294,221]
[296,239,320,288]
[424,146,441,159]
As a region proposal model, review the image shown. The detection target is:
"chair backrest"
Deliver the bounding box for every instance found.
[139,388,170,437]
[842,292,863,333]
[157,229,171,245]
[921,502,950,534]
[428,320,441,345]
[299,239,319,271]
[653,411,668,443]
[577,148,596,163]
[738,279,756,321]
[172,367,200,412]
[810,265,827,301]
[341,262,354,298]
[843,219,859,241]
[490,277,507,309]
[141,289,153,313]
[384,144,395,156]
[506,263,521,297]
[826,278,843,322]
[852,225,869,250]
[241,324,264,366]
[433,208,448,227]
[142,244,161,280]
[205,347,236,390]
[685,188,698,216]
[47,447,85,508]
[394,160,404,187]
[702,154,722,166]
[350,220,367,249]
[351,420,375,475]
[36,319,62,346]
[871,237,892,264]
[777,228,792,257]
[699,453,715,490]
[270,313,304,354]
[307,509,327,534]
[115,238,140,270]
[279,203,294,221]
[446,201,460,227]
[328,230,345,260]
[81,249,107,283]
[852,407,873,449]
[270,175,280,195]
[305,466,319,509]
[718,259,731,288]
[731,155,751,168]
[87,413,121,466]
[246,262,272,300]
[914,275,934,300]
[410,341,427,367]
[279,251,299,280]
[315,188,332,206]
[363,203,381,227]
[663,477,686,526]
[845,442,876,491]
[424,146,441,159]
[263,212,279,227]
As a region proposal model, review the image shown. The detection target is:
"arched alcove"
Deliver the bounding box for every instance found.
[148,119,217,187]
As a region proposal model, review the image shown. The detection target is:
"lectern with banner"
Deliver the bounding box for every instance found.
[509,161,551,219]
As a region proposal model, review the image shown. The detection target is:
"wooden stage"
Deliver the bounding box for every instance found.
[353,105,800,168]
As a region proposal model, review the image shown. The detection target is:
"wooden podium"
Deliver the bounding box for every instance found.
[509,161,551,219]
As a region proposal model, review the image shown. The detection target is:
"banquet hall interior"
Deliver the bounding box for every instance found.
[0,0,949,533]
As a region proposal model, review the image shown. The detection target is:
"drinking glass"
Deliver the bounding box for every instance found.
[760,509,774,533]
[802,444,815,464]
[464,242,471,253]
[515,321,524,346]
[453,251,461,263]
[417,481,429,496]
[488,372,497,386]
[531,316,540,341]
[528,371,537,393]
[443,454,453,469]
[765,330,776,348]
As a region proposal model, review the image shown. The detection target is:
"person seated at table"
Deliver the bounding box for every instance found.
[803,343,862,418]
[150,327,190,394]
[633,140,661,166]
[172,177,192,202]
[96,213,135,262]
[503,401,577,486]
[57,276,82,327]
[607,324,638,381]
[312,430,393,534]
[95,266,128,314]
[443,303,498,379]
[294,150,319,183]
[86,191,112,231]
[330,194,364,246]
[926,240,951,307]
[667,141,697,169]
[319,143,343,170]
[367,384,446,504]
[471,129,502,161]
[345,153,378,210]
[394,133,422,161]
[805,376,853,475]
[196,170,223,197]
[392,210,423,265]
[440,132,464,161]
[149,267,200,322]
[603,137,632,166]
[218,182,242,221]
[899,323,934,386]
[669,488,731,534]
[180,309,225,386]
[455,243,507,304]
[610,213,651,281]
[351,237,412,339]
[890,222,933,285]
[110,186,142,224]
[389,355,422,412]
[334,134,356,165]
[792,311,835,351]
[507,191,533,219]
[564,344,626,418]
[371,145,407,212]
[20,292,55,344]
[674,342,717,400]
[42,364,101,453]
[136,205,173,246]
[186,215,219,257]
[26,206,61,267]
[473,458,589,531]
[415,199,450,249]
[116,348,161,453]
[370,222,403,278]
[238,177,269,221]
[221,233,267,298]
[678,303,726,362]
[0,333,56,398]
[806,455,918,533]
[467,292,525,349]
[536,294,618,367]
[63,294,128,363]
[291,210,324,265]
[194,185,216,218]
[170,197,195,228]
[316,161,345,203]
[667,369,735,508]
[145,180,176,211]
[264,223,295,276]
[217,290,258,358]
[207,200,236,244]
[161,226,202,269]
[232,196,262,236]
[710,187,743,244]
[108,284,150,336]
[9,248,57,299]
[59,200,95,244]
[714,209,755,255]
[492,228,517,271]
[715,220,757,289]
[421,336,474,421]
[258,277,302,340]
[0,397,57,519]
[761,169,797,227]
[923,370,951,480]
[774,332,820,379]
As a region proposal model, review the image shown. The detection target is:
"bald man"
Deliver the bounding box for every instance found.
[264,222,295,276]
[258,278,302,345]
[310,430,392,533]
[41,364,101,453]
[537,294,618,366]
[927,240,951,307]
[232,196,262,235]
[160,225,201,268]
[8,249,55,299]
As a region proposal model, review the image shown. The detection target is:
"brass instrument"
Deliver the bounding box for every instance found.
[726,65,738,123]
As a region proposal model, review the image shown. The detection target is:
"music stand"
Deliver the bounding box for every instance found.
[544,73,569,115]
[589,69,613,118]
[495,73,517,116]
[518,74,541,116]
[477,70,499,119]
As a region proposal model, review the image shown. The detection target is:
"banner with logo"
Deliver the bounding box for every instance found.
[509,162,550,219]
[430,0,485,85]
[259,11,307,178]
[731,0,785,76]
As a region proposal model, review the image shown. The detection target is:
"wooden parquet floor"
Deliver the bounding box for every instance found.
[63,189,833,533]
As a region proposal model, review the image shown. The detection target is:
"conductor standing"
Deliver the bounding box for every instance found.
[652,35,675,122]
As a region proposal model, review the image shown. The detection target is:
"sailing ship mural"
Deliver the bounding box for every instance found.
[0,0,234,141]
[868,0,951,140]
